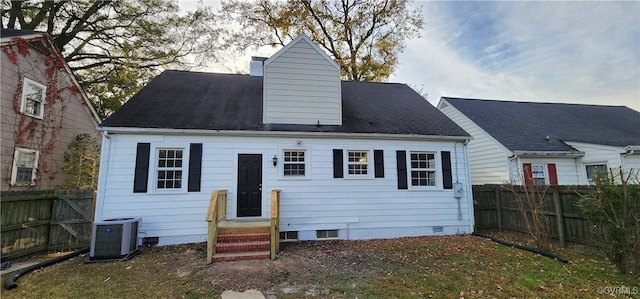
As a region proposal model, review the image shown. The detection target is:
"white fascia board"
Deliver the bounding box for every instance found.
[98,126,471,142]
[263,33,340,71]
[511,150,585,158]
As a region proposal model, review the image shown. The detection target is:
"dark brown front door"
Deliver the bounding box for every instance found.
[237,154,262,217]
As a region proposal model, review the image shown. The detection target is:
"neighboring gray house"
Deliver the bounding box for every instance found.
[1,29,101,191]
[94,34,475,246]
[438,97,640,185]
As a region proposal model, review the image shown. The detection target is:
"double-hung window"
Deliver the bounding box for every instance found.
[155,148,184,190]
[347,150,369,177]
[283,150,306,176]
[531,165,546,185]
[11,148,39,185]
[20,78,46,119]
[410,152,436,187]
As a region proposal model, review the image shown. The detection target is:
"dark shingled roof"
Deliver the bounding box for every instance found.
[443,97,640,152]
[101,70,469,137]
[1,29,45,38]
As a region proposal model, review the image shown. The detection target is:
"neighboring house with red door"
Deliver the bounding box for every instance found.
[437,97,640,185]
[94,34,474,246]
[1,29,101,191]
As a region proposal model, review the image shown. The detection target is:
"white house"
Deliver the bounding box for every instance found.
[438,97,640,186]
[94,35,474,247]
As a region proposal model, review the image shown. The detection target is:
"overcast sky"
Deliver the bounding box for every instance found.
[181,1,640,111]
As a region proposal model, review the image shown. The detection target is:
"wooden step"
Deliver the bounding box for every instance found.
[216,240,270,253]
[212,251,270,262]
[218,225,270,235]
[217,233,270,243]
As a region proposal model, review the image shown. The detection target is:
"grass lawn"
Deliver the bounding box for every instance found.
[1,234,637,298]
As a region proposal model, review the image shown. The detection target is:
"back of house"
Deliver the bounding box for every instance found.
[95,34,474,246]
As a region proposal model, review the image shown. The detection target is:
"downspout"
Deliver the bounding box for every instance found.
[454,142,462,220]
[508,154,519,184]
[95,130,111,221]
[621,146,637,169]
[462,140,475,232]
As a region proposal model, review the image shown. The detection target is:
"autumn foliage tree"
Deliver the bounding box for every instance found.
[2,0,222,117]
[62,133,100,190]
[220,0,424,81]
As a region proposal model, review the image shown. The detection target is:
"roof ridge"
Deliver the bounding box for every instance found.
[443,97,628,108]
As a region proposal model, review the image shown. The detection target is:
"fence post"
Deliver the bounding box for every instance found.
[495,187,503,232]
[552,190,566,247]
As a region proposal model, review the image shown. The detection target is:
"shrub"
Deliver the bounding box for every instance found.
[577,167,640,277]
[63,133,100,189]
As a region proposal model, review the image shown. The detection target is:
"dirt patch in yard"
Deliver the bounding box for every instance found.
[160,240,381,296]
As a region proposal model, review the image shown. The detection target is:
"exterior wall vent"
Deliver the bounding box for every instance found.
[432,226,444,233]
[90,218,140,261]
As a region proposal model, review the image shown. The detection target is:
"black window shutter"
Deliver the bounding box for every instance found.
[396,150,407,189]
[374,150,384,178]
[333,149,343,178]
[188,143,203,192]
[441,151,453,189]
[133,143,150,193]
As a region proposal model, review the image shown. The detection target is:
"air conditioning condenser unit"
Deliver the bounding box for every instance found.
[90,218,141,261]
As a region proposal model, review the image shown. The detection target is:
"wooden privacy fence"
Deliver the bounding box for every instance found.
[473,185,594,246]
[1,189,94,259]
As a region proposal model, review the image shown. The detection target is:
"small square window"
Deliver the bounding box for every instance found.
[283,150,306,176]
[316,229,339,239]
[279,231,299,241]
[20,78,46,119]
[11,148,39,185]
[586,164,607,184]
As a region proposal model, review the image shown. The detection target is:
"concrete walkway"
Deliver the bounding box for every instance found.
[221,290,271,299]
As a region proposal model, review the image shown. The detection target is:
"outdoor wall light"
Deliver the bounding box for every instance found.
[272,155,278,167]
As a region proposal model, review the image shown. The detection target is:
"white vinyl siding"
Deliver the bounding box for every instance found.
[438,100,511,185]
[263,36,341,125]
[95,134,474,245]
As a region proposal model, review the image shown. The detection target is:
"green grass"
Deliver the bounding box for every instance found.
[1,235,636,298]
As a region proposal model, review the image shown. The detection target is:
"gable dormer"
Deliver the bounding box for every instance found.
[262,34,342,125]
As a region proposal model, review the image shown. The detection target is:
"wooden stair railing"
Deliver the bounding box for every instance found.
[206,189,227,264]
[270,189,281,260]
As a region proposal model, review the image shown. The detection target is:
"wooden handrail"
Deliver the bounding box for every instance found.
[206,189,227,264]
[270,189,281,260]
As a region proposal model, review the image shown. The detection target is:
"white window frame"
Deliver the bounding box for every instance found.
[11,148,39,186]
[584,163,608,185]
[408,151,438,190]
[151,146,188,193]
[531,164,547,186]
[344,149,372,179]
[316,229,339,240]
[20,78,46,119]
[280,149,310,180]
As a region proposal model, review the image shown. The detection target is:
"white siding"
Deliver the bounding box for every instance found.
[95,133,474,245]
[509,157,581,185]
[263,36,341,125]
[565,141,638,183]
[439,101,511,185]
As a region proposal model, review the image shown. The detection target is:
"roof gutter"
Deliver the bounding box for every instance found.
[97,126,472,142]
[621,145,640,169]
[511,150,585,158]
